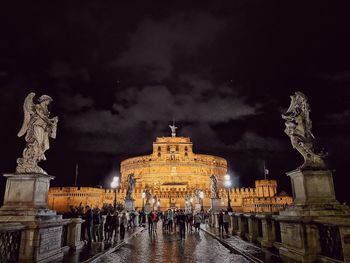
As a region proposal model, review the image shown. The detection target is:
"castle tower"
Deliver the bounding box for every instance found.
[255,179,277,198]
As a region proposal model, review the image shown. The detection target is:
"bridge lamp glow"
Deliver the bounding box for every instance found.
[142,192,145,199]
[199,191,204,199]
[111,176,119,189]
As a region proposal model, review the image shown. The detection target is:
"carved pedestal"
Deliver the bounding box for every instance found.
[195,203,201,212]
[277,169,350,263]
[210,198,221,213]
[144,203,151,214]
[0,173,65,263]
[125,199,135,211]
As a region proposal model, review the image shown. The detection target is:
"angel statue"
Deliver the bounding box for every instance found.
[16,92,58,174]
[195,189,201,204]
[282,92,326,169]
[145,189,151,204]
[210,175,219,199]
[126,173,136,200]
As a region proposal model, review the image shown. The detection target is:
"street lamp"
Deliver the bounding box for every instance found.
[142,192,145,210]
[224,174,232,212]
[199,191,204,210]
[110,176,119,211]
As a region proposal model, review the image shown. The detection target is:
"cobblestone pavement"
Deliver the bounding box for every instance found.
[100,223,249,263]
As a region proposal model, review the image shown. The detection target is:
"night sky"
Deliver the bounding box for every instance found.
[1,2,350,204]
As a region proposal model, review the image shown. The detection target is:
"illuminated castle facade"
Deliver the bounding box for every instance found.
[48,131,292,213]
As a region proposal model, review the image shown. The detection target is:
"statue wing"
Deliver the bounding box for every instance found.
[17,92,36,137]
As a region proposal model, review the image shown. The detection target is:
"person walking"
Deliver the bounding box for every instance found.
[93,208,102,242]
[84,205,93,244]
[177,210,186,240]
[218,210,224,236]
[223,210,230,237]
[167,209,173,232]
[153,211,158,233]
[104,211,113,242]
[112,211,119,242]
[194,212,202,232]
[120,212,127,240]
[148,212,154,233]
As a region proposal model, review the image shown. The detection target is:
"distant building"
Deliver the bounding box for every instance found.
[48,134,292,213]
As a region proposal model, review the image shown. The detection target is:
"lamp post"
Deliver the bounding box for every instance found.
[142,192,145,210]
[110,176,119,211]
[224,174,232,212]
[199,191,204,211]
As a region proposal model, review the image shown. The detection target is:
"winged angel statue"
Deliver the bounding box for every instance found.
[282,92,326,169]
[16,92,58,174]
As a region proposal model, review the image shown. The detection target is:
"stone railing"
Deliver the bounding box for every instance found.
[209,212,350,262]
[0,223,25,263]
[0,218,84,263]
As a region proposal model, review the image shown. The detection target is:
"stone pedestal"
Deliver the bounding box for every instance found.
[210,198,221,213]
[247,215,258,242]
[125,199,135,211]
[0,173,65,263]
[195,203,201,212]
[144,203,151,214]
[277,169,350,263]
[67,218,84,250]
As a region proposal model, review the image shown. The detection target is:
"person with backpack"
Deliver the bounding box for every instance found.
[153,211,158,233]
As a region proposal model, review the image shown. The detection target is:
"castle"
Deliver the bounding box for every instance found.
[48,130,292,213]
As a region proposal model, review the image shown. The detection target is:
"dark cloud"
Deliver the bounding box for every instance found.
[115,13,225,81]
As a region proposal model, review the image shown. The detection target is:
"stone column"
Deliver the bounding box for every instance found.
[247,215,258,242]
[257,214,275,248]
[230,214,238,235]
[67,218,85,250]
[237,213,246,237]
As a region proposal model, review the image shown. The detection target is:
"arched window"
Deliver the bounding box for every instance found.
[158,152,161,157]
[158,146,161,151]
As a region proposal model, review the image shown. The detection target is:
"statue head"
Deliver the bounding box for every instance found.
[38,95,53,104]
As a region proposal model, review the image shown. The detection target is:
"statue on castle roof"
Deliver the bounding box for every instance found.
[282,91,327,169]
[145,189,151,204]
[169,121,178,137]
[16,92,58,174]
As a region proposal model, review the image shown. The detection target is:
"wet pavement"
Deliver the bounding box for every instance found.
[100,223,250,263]
[201,225,283,263]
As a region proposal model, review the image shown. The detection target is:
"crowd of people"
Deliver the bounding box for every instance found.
[80,205,139,245]
[75,205,216,245]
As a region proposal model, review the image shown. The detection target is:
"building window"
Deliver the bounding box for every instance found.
[185,152,188,157]
[158,152,161,157]
[176,145,179,151]
[185,146,188,151]
[158,146,161,151]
